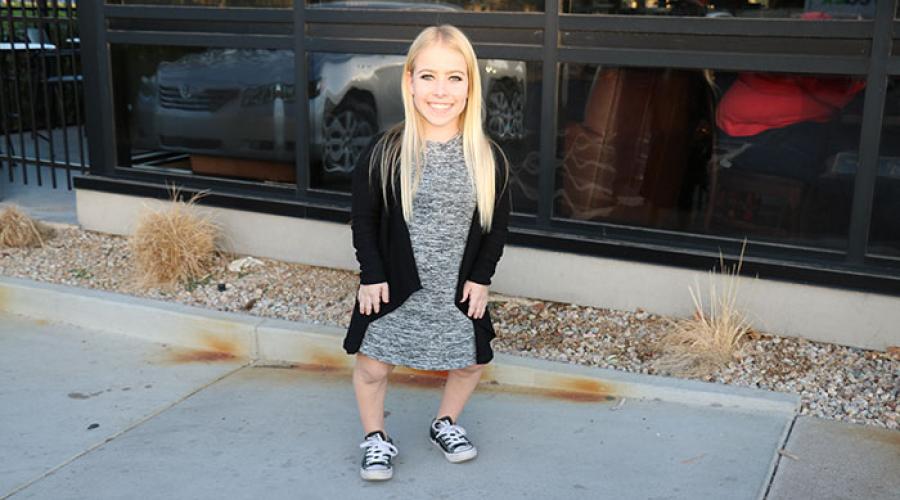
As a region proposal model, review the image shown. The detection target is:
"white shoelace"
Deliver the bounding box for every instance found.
[433,421,471,449]
[359,436,398,466]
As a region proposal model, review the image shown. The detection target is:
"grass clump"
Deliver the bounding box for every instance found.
[653,244,753,378]
[0,205,54,248]
[130,189,219,288]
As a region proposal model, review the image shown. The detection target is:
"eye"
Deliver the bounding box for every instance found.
[419,74,434,81]
[450,75,464,82]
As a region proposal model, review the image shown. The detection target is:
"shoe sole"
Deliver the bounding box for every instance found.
[360,467,393,481]
[431,438,477,463]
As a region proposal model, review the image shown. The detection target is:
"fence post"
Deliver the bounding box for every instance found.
[78,0,115,177]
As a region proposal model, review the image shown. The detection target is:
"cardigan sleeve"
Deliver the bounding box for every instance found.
[468,147,512,286]
[351,135,387,285]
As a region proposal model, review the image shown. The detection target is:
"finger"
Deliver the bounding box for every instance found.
[373,299,380,314]
[461,288,469,303]
[381,286,390,304]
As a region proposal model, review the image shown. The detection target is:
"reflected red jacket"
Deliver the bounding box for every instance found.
[716,73,866,137]
[344,133,512,364]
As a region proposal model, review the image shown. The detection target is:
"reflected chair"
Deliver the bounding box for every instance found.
[558,67,711,226]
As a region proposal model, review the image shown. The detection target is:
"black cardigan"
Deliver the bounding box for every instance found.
[344,133,511,364]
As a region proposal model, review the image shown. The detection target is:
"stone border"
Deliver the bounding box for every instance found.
[0,275,799,415]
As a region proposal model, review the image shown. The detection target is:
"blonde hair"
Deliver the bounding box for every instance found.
[370,24,508,233]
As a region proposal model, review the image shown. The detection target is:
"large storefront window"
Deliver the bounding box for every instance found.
[111,45,298,185]
[556,66,866,249]
[308,51,542,215]
[868,77,900,257]
[107,0,292,6]
[307,0,544,12]
[564,0,877,19]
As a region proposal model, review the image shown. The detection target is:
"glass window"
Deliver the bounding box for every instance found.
[106,1,293,6]
[563,0,878,19]
[868,77,900,257]
[308,51,542,216]
[556,65,866,249]
[307,0,544,12]
[111,45,298,185]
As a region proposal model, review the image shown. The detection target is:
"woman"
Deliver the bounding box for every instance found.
[344,25,511,481]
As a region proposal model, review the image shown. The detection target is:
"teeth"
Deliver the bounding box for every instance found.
[430,103,451,109]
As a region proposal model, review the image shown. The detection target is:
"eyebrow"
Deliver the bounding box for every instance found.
[415,68,466,75]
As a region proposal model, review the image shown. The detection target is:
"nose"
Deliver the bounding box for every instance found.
[434,78,448,96]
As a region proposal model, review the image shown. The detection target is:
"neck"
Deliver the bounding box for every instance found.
[423,125,460,143]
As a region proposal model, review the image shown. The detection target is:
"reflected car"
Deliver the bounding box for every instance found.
[132,6,526,180]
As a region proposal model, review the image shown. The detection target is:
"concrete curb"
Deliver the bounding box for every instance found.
[0,275,799,415]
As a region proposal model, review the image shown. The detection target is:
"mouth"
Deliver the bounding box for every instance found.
[428,102,453,111]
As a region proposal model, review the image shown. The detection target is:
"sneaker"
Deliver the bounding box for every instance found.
[358,431,398,481]
[429,416,477,463]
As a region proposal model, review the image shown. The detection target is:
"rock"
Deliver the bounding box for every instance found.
[228,256,264,273]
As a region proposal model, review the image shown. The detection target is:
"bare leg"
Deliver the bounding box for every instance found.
[436,364,485,422]
[353,353,394,435]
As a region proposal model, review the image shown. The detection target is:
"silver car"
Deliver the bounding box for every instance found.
[132,10,526,180]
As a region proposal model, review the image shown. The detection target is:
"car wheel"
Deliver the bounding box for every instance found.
[486,78,525,141]
[322,98,377,174]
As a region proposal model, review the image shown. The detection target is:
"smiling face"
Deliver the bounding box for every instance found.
[407,43,469,142]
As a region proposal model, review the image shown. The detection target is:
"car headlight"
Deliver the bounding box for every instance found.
[241,83,296,106]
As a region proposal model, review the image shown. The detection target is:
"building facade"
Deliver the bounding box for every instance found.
[78,1,900,309]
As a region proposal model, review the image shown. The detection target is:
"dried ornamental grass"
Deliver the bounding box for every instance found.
[129,191,219,287]
[654,247,753,377]
[0,205,54,248]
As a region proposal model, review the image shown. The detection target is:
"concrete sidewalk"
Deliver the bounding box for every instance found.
[2,312,793,500]
[0,286,896,499]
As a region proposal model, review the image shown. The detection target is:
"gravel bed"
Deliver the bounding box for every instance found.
[1,225,897,430]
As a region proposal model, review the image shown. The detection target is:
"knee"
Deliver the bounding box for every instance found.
[354,355,393,384]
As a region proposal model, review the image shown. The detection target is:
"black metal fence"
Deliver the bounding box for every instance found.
[1,0,86,190]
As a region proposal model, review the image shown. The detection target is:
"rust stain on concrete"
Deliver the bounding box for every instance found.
[271,357,616,403]
[294,351,351,372]
[164,333,245,364]
[480,381,615,403]
[391,369,448,389]
[840,423,900,449]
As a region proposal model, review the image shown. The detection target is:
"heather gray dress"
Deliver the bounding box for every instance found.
[359,134,478,370]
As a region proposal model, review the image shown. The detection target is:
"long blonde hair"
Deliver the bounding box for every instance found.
[370,25,507,233]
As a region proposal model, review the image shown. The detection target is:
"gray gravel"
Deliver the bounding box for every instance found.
[1,225,897,430]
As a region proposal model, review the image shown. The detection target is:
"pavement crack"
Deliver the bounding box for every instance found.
[760,413,799,500]
[1,362,252,500]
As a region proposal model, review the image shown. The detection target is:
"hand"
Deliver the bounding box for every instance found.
[460,281,489,319]
[358,282,389,315]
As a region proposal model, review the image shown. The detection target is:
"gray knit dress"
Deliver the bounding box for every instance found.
[359,134,478,370]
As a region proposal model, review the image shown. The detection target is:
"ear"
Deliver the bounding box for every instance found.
[406,70,414,96]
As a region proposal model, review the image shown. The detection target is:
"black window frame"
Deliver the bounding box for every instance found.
[76,0,900,295]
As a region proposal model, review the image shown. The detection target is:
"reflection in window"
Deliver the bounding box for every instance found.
[563,0,877,19]
[556,65,866,249]
[868,78,900,257]
[306,0,544,12]
[308,51,542,216]
[106,0,292,6]
[112,46,298,184]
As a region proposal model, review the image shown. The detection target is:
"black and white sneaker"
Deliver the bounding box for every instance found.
[429,416,477,463]
[358,431,398,481]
